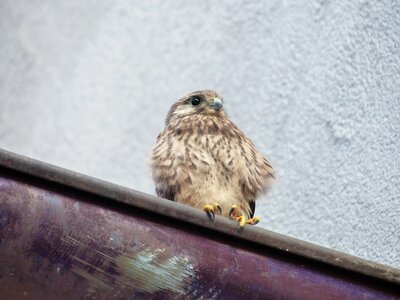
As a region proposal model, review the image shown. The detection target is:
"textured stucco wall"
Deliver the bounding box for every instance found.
[1,1,399,267]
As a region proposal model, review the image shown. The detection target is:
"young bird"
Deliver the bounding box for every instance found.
[150,90,274,228]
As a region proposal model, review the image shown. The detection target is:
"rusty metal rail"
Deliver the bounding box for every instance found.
[0,148,399,299]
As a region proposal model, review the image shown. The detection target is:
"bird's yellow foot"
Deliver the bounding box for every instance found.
[229,205,261,228]
[203,203,222,220]
[236,216,261,228]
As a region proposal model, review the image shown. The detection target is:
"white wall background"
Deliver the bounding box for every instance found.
[1,1,399,267]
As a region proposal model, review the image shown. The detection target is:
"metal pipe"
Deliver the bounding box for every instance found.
[0,148,399,299]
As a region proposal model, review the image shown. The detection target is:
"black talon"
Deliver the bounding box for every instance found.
[207,210,215,220]
[216,204,222,215]
[229,206,236,218]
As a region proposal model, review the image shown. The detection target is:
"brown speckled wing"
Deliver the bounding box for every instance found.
[212,118,274,202]
[151,122,194,203]
[155,184,175,201]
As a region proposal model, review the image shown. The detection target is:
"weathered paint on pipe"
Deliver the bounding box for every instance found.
[0,173,397,299]
[0,149,399,299]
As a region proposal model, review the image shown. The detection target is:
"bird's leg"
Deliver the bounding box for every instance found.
[229,205,261,228]
[203,203,222,220]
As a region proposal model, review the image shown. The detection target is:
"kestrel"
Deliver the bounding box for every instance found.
[151,90,274,227]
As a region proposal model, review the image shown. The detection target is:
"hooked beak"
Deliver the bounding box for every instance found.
[210,98,223,111]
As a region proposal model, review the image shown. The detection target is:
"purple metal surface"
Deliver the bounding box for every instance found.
[1,149,399,286]
[0,169,398,299]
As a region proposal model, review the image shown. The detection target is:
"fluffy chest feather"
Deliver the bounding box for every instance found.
[151,114,273,218]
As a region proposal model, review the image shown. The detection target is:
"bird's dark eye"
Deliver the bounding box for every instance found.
[190,97,202,106]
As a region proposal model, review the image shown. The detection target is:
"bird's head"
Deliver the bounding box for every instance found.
[165,90,226,125]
